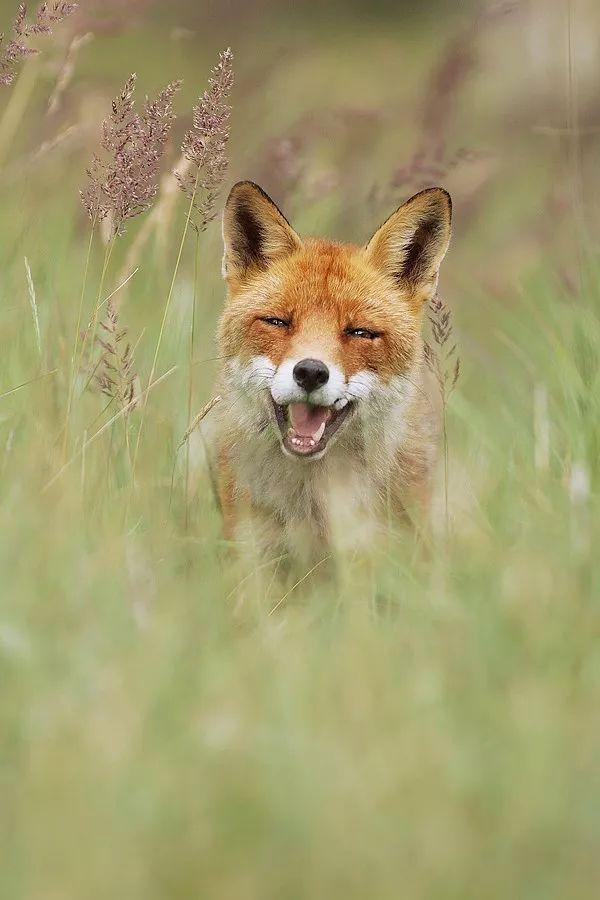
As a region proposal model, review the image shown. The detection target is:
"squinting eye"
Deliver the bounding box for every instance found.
[345,327,381,340]
[260,316,290,328]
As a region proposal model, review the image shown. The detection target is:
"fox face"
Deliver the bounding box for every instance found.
[218,182,451,461]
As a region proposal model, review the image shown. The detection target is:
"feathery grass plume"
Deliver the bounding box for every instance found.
[0,2,78,87]
[117,153,191,290]
[424,294,461,533]
[94,300,140,414]
[176,47,233,231]
[67,71,179,458]
[81,74,182,235]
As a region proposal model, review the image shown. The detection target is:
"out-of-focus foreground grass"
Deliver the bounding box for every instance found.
[1,1,600,897]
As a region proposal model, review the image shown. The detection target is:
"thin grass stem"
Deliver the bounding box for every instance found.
[24,256,41,362]
[44,365,178,492]
[185,230,200,530]
[130,171,201,489]
[269,556,332,615]
[0,368,57,400]
[62,221,96,459]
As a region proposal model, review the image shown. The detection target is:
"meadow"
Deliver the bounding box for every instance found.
[1,1,600,897]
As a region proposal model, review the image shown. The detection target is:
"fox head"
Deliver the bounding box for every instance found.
[218,181,451,461]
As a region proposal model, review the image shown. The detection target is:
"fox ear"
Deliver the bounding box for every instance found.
[365,188,452,303]
[222,181,302,285]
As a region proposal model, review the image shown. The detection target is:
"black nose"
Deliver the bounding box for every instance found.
[293,358,329,393]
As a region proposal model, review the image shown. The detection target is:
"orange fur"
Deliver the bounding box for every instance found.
[210,181,452,571]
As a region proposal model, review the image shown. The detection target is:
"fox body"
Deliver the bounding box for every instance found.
[213,181,452,568]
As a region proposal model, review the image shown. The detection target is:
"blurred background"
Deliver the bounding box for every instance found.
[2,0,599,290]
[2,1,600,898]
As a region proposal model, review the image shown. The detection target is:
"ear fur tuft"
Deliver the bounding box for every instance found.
[222,181,301,284]
[365,187,452,302]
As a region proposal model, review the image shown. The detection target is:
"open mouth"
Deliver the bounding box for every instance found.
[270,398,354,458]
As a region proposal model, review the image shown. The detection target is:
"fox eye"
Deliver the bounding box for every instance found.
[260,316,290,328]
[344,326,381,340]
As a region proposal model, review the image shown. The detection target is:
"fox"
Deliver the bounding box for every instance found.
[212,180,452,571]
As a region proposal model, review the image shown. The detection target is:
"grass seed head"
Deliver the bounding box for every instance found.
[81,74,182,234]
[424,294,461,403]
[94,300,140,412]
[1,2,78,86]
[176,47,234,232]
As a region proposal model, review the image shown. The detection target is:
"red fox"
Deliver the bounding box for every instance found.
[213,181,452,568]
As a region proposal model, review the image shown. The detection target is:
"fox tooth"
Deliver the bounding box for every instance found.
[314,422,326,443]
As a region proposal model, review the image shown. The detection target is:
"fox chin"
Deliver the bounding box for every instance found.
[211,180,452,569]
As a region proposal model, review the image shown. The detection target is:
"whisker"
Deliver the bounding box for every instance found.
[191,354,230,368]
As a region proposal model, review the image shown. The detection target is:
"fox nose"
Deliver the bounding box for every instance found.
[293,358,329,394]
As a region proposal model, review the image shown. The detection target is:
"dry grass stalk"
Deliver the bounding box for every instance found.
[0,124,82,189]
[1,1,77,86]
[47,29,92,114]
[176,47,233,231]
[177,395,222,452]
[81,74,182,235]
[172,393,222,519]
[94,300,140,413]
[30,121,80,160]
[24,255,42,359]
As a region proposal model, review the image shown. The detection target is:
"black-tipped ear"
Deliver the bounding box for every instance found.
[365,188,452,302]
[222,181,302,285]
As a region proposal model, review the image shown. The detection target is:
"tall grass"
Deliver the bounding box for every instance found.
[1,2,600,899]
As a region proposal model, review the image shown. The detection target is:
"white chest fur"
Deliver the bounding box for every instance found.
[234,438,381,564]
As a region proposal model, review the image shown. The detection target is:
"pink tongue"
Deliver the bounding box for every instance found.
[288,403,330,438]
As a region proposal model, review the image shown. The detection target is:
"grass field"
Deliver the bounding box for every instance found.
[1,1,600,897]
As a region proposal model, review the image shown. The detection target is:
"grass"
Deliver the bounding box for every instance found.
[1,2,600,898]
